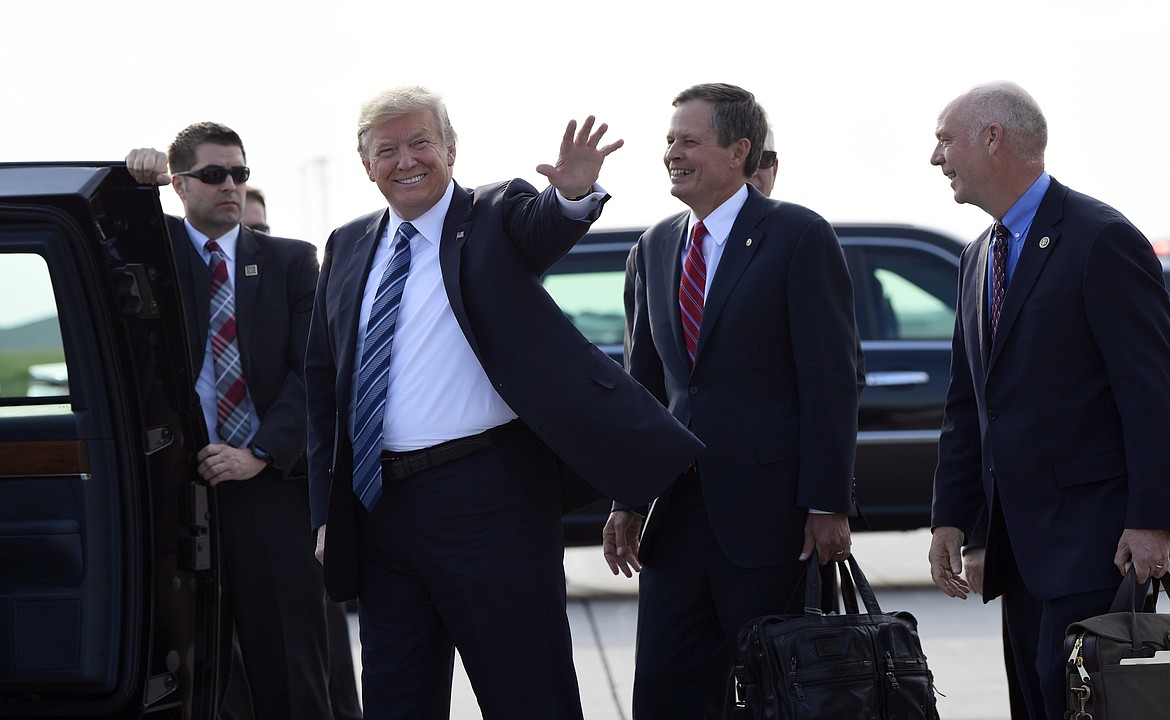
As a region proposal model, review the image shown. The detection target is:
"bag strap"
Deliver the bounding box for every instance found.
[804,550,884,616]
[1107,567,1170,613]
[1146,571,1170,613]
[1107,566,1170,656]
[838,561,860,615]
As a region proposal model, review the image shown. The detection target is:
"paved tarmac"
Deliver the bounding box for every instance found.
[346,528,1013,719]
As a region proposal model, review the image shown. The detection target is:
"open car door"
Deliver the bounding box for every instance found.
[0,163,224,718]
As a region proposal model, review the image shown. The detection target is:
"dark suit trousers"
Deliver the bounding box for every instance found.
[215,468,332,720]
[998,549,1044,720]
[355,424,584,720]
[326,600,364,720]
[634,472,805,720]
[996,531,1115,720]
[221,600,360,720]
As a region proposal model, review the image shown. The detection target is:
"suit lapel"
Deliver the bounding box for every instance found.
[234,228,261,372]
[439,184,477,353]
[976,228,994,367]
[662,215,690,367]
[335,210,389,407]
[988,183,1065,369]
[696,194,765,360]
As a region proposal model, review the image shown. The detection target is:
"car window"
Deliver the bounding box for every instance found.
[857,245,957,342]
[542,269,626,346]
[0,252,70,413]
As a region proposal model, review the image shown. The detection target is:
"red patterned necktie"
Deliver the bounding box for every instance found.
[990,221,1009,338]
[679,221,708,365]
[206,240,250,447]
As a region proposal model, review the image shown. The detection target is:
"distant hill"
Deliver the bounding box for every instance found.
[0,317,62,350]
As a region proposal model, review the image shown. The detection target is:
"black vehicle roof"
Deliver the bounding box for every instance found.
[0,163,114,200]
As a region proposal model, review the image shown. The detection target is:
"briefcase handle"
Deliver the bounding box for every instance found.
[1108,566,1170,657]
[804,550,883,617]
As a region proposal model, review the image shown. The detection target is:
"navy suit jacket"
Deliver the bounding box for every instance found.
[626,187,859,568]
[306,179,703,599]
[167,216,319,473]
[932,178,1170,601]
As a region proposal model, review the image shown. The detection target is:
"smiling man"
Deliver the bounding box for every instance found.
[928,81,1170,720]
[603,83,860,719]
[305,85,701,719]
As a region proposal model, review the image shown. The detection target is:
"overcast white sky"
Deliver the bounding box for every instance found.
[3,1,1169,327]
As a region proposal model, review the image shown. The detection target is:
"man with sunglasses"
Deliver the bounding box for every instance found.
[749,128,777,197]
[125,123,332,720]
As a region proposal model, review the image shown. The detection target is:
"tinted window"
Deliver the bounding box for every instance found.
[0,252,69,411]
[542,269,626,346]
[855,245,957,342]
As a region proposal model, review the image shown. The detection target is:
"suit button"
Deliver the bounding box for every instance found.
[987,410,998,420]
[689,386,699,396]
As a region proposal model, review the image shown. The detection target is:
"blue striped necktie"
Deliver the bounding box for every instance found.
[352,222,415,512]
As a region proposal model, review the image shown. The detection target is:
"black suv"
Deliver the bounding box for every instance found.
[0,163,226,718]
[544,223,970,544]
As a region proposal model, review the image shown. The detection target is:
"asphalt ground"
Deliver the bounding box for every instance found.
[345,528,1013,719]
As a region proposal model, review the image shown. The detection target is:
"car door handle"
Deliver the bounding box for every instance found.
[866,371,930,387]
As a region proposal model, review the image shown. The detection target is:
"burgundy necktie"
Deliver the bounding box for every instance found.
[679,221,708,365]
[206,240,250,447]
[990,221,1009,338]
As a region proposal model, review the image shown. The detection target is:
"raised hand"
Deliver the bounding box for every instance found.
[536,116,623,199]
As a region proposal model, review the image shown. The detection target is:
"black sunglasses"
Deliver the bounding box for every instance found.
[758,151,777,169]
[176,165,251,185]
[249,223,271,233]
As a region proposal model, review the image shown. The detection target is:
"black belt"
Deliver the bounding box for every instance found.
[381,419,523,483]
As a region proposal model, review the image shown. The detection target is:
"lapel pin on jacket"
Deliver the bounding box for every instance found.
[245,264,259,276]
[456,231,465,240]
[1039,236,1050,249]
[746,237,753,246]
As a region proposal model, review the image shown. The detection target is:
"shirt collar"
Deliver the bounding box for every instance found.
[388,180,455,246]
[689,184,749,248]
[185,219,242,261]
[1000,172,1051,239]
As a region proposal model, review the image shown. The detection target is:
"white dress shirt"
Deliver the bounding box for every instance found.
[352,180,604,451]
[681,184,749,287]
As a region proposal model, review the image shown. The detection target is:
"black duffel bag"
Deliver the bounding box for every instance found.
[731,552,939,719]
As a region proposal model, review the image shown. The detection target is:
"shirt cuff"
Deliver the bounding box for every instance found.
[556,184,607,220]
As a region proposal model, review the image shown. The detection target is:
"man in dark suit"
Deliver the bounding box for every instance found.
[126,125,331,720]
[305,85,701,719]
[603,83,860,719]
[928,81,1170,720]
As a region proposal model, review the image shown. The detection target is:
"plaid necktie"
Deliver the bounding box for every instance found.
[679,221,708,365]
[990,221,1009,338]
[206,240,251,447]
[352,222,415,512]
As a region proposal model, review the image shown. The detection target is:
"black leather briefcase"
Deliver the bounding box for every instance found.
[731,552,939,719]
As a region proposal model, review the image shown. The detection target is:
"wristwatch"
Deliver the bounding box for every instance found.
[249,444,273,466]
